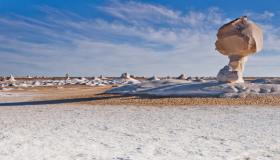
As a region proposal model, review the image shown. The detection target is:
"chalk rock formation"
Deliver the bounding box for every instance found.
[215,16,263,83]
[27,75,32,79]
[7,75,16,82]
[92,76,101,81]
[65,73,70,80]
[121,73,130,79]
[147,75,160,81]
[177,74,187,80]
[99,75,107,80]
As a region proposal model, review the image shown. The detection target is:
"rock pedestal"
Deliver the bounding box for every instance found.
[217,56,247,83]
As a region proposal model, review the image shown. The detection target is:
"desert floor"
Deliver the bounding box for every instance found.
[0,104,280,160]
[0,86,280,160]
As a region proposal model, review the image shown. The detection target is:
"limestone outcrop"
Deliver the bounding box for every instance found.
[147,75,160,81]
[121,73,130,79]
[215,16,263,83]
[177,74,187,80]
[7,75,16,82]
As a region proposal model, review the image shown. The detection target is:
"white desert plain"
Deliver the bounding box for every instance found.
[1,16,280,160]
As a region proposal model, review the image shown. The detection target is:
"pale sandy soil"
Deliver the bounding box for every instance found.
[1,86,280,160]
[0,104,279,160]
[1,85,280,106]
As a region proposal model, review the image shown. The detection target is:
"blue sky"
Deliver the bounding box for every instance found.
[0,0,280,76]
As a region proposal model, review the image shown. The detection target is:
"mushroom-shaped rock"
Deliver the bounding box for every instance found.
[215,16,263,83]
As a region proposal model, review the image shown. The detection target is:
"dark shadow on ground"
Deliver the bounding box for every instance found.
[0,92,247,107]
[0,95,126,106]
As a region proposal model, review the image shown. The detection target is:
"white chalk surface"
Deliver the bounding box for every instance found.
[0,104,279,160]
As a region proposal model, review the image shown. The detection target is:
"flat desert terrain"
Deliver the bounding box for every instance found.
[0,104,279,160]
[0,82,280,160]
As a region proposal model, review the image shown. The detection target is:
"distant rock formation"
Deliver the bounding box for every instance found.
[33,81,41,86]
[27,75,32,79]
[92,76,101,81]
[65,73,70,80]
[113,73,140,84]
[177,74,187,80]
[7,75,16,82]
[147,75,160,81]
[121,73,130,79]
[215,16,263,83]
[99,75,107,80]
[186,76,192,81]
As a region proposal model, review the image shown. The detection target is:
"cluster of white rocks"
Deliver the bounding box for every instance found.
[0,73,212,91]
[0,73,141,90]
[2,73,280,98]
[107,78,280,98]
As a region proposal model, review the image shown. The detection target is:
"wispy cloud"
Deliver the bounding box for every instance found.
[0,1,279,76]
[100,1,227,29]
[100,0,182,26]
[261,24,280,52]
[245,10,275,21]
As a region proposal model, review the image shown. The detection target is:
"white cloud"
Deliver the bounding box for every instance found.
[260,24,280,52]
[245,11,275,20]
[100,0,181,25]
[100,1,227,28]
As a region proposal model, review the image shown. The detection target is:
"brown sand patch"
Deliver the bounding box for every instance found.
[81,94,280,106]
[25,85,112,100]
